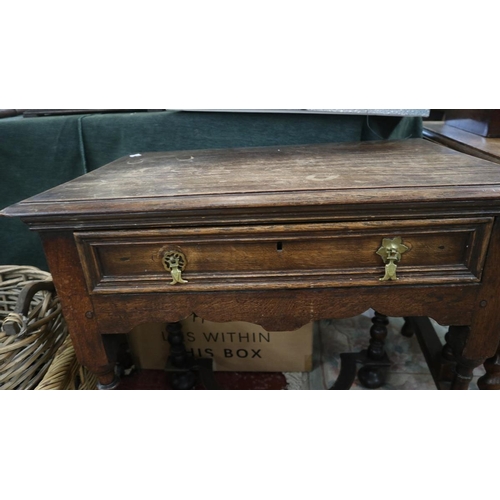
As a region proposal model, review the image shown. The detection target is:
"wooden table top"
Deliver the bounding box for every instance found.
[423,121,500,163]
[4,138,500,223]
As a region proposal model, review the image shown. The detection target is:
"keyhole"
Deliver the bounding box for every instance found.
[277,242,283,252]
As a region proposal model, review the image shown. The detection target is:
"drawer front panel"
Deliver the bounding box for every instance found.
[75,218,493,293]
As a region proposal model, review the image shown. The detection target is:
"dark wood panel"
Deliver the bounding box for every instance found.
[96,232,466,274]
[40,232,116,385]
[75,218,492,293]
[91,285,479,334]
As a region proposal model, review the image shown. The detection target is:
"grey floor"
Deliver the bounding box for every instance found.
[285,312,484,390]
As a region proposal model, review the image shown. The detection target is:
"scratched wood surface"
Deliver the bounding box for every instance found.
[5,139,500,222]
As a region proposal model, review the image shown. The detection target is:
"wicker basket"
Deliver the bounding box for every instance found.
[0,265,97,390]
[35,335,98,390]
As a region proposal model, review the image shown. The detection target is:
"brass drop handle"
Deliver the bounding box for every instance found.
[162,251,188,285]
[376,237,409,281]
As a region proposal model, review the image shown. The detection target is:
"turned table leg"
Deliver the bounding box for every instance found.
[358,312,390,389]
[446,326,485,390]
[451,359,481,390]
[96,370,120,390]
[477,349,500,390]
[401,317,415,338]
[437,328,458,383]
[166,322,197,390]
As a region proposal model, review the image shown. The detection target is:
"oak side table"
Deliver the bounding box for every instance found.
[3,139,500,390]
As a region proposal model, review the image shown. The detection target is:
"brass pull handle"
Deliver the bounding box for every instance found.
[162,251,188,285]
[376,237,409,281]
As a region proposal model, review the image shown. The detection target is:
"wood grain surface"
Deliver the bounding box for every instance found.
[74,218,492,293]
[91,285,480,334]
[5,139,500,225]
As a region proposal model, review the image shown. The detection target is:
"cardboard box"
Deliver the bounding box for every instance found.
[128,315,314,372]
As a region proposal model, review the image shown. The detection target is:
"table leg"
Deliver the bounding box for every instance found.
[401,317,415,338]
[166,322,197,390]
[458,218,500,389]
[41,232,119,390]
[438,328,457,383]
[477,350,500,389]
[57,317,118,390]
[357,312,390,389]
[447,326,485,390]
[69,322,119,390]
[96,372,120,390]
[452,358,482,390]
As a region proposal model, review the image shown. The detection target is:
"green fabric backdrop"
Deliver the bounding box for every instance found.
[0,111,422,270]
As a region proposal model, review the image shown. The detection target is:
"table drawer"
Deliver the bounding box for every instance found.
[75,218,493,294]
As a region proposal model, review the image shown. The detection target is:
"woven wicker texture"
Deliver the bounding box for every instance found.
[36,335,98,390]
[0,265,70,389]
